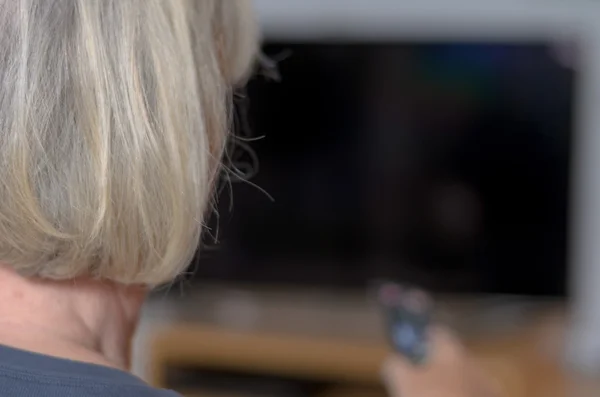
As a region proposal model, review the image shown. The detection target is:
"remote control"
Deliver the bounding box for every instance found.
[376,281,433,365]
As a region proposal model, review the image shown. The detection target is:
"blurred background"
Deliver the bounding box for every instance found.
[135,1,600,396]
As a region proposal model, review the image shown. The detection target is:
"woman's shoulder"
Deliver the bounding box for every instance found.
[0,343,182,397]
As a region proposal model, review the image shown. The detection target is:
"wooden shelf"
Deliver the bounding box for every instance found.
[151,325,388,387]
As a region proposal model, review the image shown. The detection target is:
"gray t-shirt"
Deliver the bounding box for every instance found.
[0,344,181,396]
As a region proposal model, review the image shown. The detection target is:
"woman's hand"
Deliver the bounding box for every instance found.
[381,328,502,397]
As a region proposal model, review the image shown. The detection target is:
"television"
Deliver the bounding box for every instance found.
[193,39,573,296]
[189,0,600,373]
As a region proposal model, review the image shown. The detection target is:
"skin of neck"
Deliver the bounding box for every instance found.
[0,265,147,370]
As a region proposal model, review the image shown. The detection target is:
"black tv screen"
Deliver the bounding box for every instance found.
[193,42,575,296]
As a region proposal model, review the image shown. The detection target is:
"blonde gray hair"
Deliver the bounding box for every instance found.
[0,0,259,285]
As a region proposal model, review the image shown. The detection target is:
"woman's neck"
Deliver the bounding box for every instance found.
[0,266,146,370]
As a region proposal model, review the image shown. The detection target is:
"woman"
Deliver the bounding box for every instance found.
[0,0,492,396]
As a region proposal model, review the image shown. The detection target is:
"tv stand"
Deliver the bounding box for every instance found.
[137,287,600,397]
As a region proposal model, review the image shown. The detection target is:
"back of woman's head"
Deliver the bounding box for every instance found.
[0,0,258,285]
